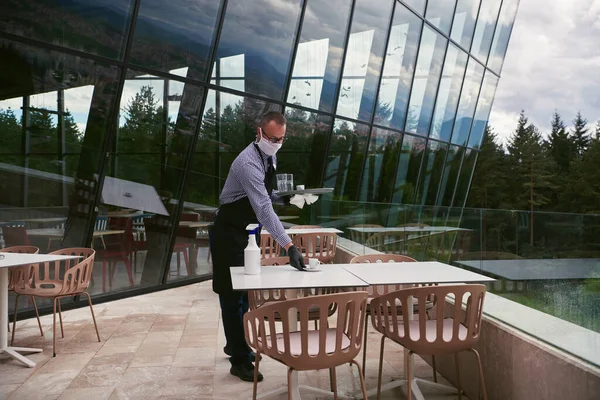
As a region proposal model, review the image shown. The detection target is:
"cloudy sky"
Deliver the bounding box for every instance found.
[488,0,600,145]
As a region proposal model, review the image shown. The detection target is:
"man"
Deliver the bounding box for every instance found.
[210,111,306,382]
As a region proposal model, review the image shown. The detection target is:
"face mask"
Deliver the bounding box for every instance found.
[257,135,282,156]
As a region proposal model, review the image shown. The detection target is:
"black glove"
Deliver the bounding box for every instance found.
[282,195,292,206]
[287,245,306,271]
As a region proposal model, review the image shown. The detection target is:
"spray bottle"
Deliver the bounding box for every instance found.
[244,225,261,275]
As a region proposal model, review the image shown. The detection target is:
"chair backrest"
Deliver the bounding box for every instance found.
[350,254,416,297]
[249,257,311,309]
[1,226,30,247]
[244,291,369,371]
[94,216,108,231]
[259,233,282,259]
[370,284,486,355]
[364,231,407,255]
[1,246,40,290]
[348,224,383,244]
[105,217,133,254]
[13,248,95,296]
[292,232,337,263]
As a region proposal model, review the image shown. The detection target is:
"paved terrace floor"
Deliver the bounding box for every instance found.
[0,281,466,400]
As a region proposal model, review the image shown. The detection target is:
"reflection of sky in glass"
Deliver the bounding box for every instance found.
[468,72,499,148]
[377,23,410,115]
[471,0,502,61]
[451,59,485,146]
[426,0,456,34]
[429,45,468,141]
[450,0,480,50]
[336,30,374,120]
[487,0,519,73]
[403,0,426,14]
[287,38,329,109]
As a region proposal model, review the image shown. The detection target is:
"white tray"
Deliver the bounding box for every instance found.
[276,188,334,196]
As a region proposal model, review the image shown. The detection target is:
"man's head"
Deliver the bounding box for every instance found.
[255,111,286,156]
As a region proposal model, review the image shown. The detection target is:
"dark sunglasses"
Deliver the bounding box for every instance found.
[260,128,287,144]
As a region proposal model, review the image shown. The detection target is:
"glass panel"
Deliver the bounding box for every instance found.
[335,0,395,122]
[450,0,481,50]
[437,145,464,206]
[402,0,427,15]
[323,119,370,201]
[0,38,122,310]
[374,3,423,129]
[405,26,448,135]
[471,0,502,62]
[214,0,303,100]
[450,59,484,146]
[280,108,332,190]
[467,72,498,148]
[0,0,133,60]
[415,140,448,205]
[429,45,468,141]
[487,0,519,73]
[391,134,427,204]
[130,0,223,80]
[360,127,403,202]
[286,0,353,113]
[426,0,458,35]
[453,148,477,207]
[98,70,205,289]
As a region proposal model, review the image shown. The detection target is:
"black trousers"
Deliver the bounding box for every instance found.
[219,291,252,365]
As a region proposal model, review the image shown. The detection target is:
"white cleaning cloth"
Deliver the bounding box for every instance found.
[289,194,320,209]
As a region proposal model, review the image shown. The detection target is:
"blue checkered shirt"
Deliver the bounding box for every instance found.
[219,143,292,248]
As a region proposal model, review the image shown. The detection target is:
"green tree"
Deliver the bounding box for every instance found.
[568,138,600,214]
[467,126,509,209]
[595,120,600,140]
[547,111,575,172]
[571,111,590,158]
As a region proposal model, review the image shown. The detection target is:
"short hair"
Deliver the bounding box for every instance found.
[260,111,286,129]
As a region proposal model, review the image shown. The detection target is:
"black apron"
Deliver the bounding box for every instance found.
[210,145,276,294]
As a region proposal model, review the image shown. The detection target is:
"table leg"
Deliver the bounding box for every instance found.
[0,268,43,368]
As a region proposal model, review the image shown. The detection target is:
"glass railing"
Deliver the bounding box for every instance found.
[297,197,600,334]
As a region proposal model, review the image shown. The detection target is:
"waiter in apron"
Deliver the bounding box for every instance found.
[210,111,306,382]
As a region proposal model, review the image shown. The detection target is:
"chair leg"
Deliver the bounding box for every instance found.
[11,294,20,345]
[102,260,107,293]
[432,355,438,383]
[287,367,294,400]
[84,292,101,343]
[362,315,368,378]
[252,350,261,400]
[350,360,369,400]
[183,249,191,276]
[455,352,463,400]
[329,367,338,400]
[52,297,58,357]
[57,298,64,338]
[124,259,134,286]
[470,348,488,400]
[407,351,414,400]
[377,335,386,400]
[176,252,181,274]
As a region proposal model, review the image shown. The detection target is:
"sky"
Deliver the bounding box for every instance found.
[488,0,600,145]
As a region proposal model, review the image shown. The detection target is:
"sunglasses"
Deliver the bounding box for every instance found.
[260,128,287,144]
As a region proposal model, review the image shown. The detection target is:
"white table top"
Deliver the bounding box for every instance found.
[341,261,495,285]
[261,228,343,235]
[347,226,470,233]
[0,253,82,269]
[230,265,368,290]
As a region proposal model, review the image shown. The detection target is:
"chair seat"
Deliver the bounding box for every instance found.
[401,318,468,342]
[15,285,69,298]
[260,328,351,357]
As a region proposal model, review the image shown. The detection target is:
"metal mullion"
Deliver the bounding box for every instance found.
[484,0,505,66]
[160,0,230,285]
[355,0,397,202]
[469,0,485,55]
[282,0,308,105]
[318,0,357,188]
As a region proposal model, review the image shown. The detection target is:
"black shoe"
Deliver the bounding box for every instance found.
[230,362,263,382]
[223,345,262,362]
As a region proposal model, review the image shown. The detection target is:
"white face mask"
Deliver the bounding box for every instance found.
[257,130,283,156]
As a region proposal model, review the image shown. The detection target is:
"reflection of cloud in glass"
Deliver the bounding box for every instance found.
[406,27,437,133]
[287,38,329,109]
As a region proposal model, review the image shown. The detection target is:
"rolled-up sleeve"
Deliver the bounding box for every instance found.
[231,160,292,248]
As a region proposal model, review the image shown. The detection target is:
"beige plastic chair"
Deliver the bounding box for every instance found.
[1,246,43,337]
[350,254,439,379]
[349,224,383,244]
[244,291,370,400]
[259,233,282,259]
[370,284,488,400]
[292,232,337,263]
[11,248,101,356]
[250,257,338,329]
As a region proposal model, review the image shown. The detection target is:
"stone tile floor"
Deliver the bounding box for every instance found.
[0,281,465,399]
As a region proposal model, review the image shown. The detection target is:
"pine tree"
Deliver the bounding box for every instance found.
[595,120,600,140]
[547,111,575,172]
[571,111,590,157]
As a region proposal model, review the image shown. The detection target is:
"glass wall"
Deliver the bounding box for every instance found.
[0,0,518,310]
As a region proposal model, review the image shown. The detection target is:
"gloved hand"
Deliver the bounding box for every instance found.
[287,245,306,271]
[282,195,292,206]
